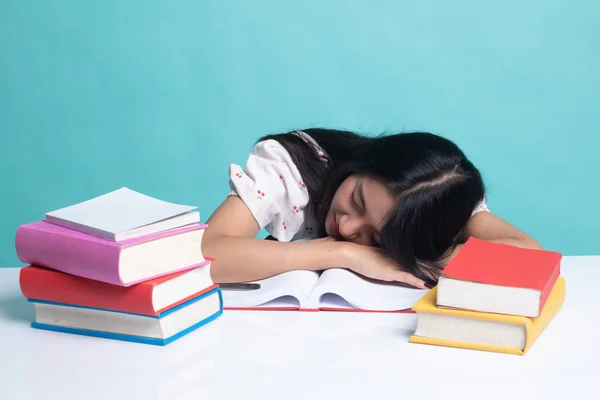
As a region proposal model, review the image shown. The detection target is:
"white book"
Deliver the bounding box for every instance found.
[221,268,429,312]
[45,187,200,242]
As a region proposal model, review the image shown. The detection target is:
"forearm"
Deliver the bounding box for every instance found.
[202,236,349,283]
[464,212,544,252]
[441,236,544,269]
[486,236,543,250]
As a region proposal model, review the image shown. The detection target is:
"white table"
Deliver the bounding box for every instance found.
[0,256,598,400]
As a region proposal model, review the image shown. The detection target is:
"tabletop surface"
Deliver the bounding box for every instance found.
[0,256,598,400]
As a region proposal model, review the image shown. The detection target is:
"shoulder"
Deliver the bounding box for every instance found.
[241,139,305,183]
[250,138,288,156]
[471,196,489,216]
[257,130,331,163]
[227,139,311,240]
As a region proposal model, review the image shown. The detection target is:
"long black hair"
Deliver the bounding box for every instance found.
[259,128,485,285]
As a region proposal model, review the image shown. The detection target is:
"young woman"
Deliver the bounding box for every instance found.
[202,128,542,289]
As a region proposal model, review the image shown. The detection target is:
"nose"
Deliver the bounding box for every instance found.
[338,215,369,245]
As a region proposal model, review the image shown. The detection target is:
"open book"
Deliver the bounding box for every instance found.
[220,268,429,312]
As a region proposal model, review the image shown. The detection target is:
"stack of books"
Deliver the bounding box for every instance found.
[15,187,222,346]
[409,237,566,355]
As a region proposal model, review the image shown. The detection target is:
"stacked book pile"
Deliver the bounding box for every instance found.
[15,187,222,346]
[410,237,566,355]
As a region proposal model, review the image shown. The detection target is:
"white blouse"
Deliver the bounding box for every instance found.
[228,131,489,242]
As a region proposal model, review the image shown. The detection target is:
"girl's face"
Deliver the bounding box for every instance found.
[325,174,396,246]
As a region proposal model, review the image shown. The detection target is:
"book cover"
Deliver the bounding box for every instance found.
[20,264,217,316]
[15,221,208,286]
[45,187,199,241]
[441,238,562,311]
[29,287,224,346]
[409,276,566,355]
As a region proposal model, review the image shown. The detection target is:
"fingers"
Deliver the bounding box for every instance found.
[394,270,430,290]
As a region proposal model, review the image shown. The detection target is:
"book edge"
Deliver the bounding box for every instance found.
[28,286,221,318]
[30,308,223,346]
[408,335,525,355]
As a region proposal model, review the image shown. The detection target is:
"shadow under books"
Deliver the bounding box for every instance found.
[0,295,35,323]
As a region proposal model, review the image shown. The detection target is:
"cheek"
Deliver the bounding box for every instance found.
[329,190,342,212]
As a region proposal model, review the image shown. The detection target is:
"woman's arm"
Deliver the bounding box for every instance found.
[463,211,543,250]
[202,196,429,288]
[439,211,543,268]
[202,196,350,283]
[439,211,543,266]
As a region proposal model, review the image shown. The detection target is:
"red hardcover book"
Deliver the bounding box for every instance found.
[437,238,562,317]
[20,261,216,316]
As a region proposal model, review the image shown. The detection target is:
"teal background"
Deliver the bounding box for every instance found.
[1,0,598,267]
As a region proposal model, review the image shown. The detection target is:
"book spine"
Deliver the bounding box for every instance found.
[538,260,561,312]
[409,335,525,355]
[524,276,566,353]
[19,267,156,314]
[15,225,123,285]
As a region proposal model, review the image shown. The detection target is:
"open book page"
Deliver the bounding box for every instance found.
[317,293,356,310]
[221,270,320,308]
[308,268,429,311]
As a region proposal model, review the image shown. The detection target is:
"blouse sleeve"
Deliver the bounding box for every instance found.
[228,139,310,241]
[472,195,490,216]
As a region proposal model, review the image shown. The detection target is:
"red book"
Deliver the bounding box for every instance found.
[20,261,216,316]
[436,238,562,317]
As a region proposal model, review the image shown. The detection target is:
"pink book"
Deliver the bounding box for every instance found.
[15,221,209,286]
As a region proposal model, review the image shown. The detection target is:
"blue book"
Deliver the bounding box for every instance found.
[28,287,223,346]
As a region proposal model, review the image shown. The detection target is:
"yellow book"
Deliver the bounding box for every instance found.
[409,276,566,355]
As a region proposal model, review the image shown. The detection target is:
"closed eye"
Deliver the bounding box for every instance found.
[357,182,380,245]
[351,190,363,214]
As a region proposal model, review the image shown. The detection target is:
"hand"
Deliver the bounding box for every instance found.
[341,242,430,289]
